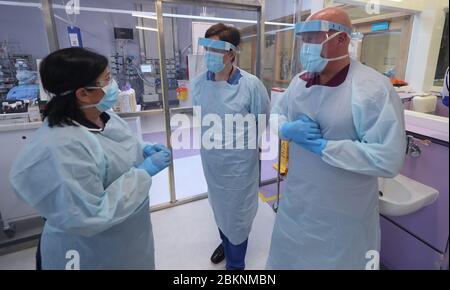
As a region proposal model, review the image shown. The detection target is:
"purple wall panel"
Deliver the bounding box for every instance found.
[381,139,449,269]
[392,142,449,252]
[380,216,444,270]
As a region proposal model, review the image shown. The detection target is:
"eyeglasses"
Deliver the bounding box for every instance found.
[85,74,112,90]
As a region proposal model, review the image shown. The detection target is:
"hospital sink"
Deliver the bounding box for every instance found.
[378,175,439,216]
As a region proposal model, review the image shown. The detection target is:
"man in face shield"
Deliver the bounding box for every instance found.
[191,23,270,270]
[267,7,406,269]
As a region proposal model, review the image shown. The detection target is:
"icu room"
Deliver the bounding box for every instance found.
[0,0,448,273]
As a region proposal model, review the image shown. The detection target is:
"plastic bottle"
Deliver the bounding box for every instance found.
[2,102,9,113]
[116,82,137,113]
[16,101,23,112]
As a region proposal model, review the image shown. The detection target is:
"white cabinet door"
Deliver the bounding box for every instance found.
[0,128,39,228]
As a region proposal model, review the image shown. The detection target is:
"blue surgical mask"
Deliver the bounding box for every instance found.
[204,52,225,73]
[300,43,329,73]
[96,79,119,112]
[300,32,348,73]
[81,79,119,112]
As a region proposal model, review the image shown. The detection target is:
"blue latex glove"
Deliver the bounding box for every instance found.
[300,138,328,156]
[281,115,322,144]
[138,151,171,176]
[143,144,171,158]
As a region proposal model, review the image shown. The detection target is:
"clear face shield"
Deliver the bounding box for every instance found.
[192,37,239,78]
[45,71,114,100]
[294,20,352,73]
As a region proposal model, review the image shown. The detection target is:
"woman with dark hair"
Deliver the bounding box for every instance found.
[191,23,270,270]
[9,47,171,270]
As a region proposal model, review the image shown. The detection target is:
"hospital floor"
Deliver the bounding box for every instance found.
[0,195,277,270]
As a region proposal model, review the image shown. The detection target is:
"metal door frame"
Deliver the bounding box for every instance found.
[36,0,267,211]
[154,0,266,210]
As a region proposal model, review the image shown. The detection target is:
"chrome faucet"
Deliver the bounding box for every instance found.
[406,135,422,158]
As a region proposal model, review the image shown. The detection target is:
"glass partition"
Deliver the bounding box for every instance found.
[0,0,51,240]
[434,11,448,87]
[331,0,448,118]
[4,0,446,207]
[0,0,50,102]
[159,0,259,201]
[50,0,171,206]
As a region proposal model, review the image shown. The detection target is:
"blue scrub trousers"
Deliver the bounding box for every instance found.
[219,229,248,270]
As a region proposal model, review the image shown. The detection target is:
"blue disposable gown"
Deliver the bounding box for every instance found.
[9,112,154,270]
[267,60,406,269]
[192,68,270,245]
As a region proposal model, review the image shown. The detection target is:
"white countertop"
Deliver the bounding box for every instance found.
[398,92,417,99]
[404,110,449,142]
[0,121,43,133]
[0,109,448,144]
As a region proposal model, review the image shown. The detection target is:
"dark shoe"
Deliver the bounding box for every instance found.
[210,244,225,264]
